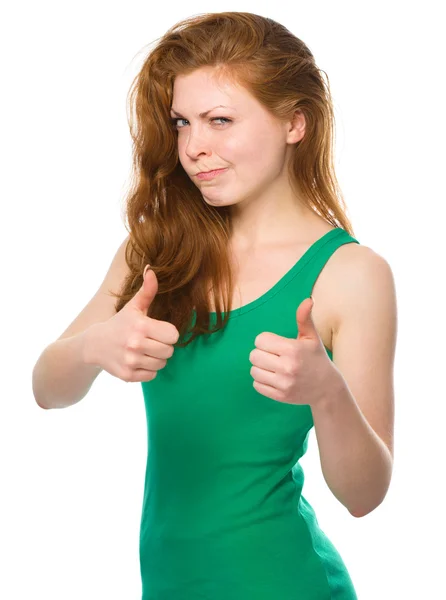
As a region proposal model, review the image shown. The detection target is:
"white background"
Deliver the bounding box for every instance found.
[1,1,445,598]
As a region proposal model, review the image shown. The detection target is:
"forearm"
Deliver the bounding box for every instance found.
[32,326,103,410]
[311,372,393,518]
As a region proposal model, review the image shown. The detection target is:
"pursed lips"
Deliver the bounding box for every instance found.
[196,168,226,175]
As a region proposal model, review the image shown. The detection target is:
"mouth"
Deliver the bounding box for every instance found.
[196,168,228,181]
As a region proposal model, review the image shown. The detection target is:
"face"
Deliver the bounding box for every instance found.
[170,67,303,210]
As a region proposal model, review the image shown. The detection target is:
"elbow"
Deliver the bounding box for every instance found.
[36,401,50,410]
[34,395,51,410]
[349,507,369,518]
[349,491,390,518]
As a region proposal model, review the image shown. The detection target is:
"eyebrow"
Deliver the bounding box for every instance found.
[170,105,234,118]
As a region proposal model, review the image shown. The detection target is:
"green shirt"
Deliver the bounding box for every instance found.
[139,227,359,599]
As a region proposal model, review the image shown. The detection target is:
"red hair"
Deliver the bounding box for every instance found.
[110,12,355,347]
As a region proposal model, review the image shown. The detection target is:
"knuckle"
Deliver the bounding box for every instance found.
[125,336,140,350]
[284,378,293,391]
[283,361,297,376]
[124,351,137,367]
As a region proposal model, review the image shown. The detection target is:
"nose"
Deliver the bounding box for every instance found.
[184,127,213,160]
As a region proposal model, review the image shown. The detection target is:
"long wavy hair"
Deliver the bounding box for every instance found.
[110,11,355,347]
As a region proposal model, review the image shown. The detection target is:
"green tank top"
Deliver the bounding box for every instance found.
[139,226,359,599]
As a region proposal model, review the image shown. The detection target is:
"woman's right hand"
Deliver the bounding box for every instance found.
[84,266,180,382]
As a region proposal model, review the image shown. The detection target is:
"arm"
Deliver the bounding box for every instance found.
[312,372,393,518]
[312,246,397,517]
[32,325,103,410]
[32,234,131,409]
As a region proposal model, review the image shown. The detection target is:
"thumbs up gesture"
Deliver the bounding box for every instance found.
[249,297,340,407]
[84,265,180,382]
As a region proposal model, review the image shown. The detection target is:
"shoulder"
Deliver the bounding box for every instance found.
[327,241,397,339]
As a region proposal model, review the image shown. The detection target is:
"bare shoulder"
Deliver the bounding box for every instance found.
[321,241,397,462]
[325,242,397,338]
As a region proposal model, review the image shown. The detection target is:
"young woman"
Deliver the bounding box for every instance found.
[33,11,397,599]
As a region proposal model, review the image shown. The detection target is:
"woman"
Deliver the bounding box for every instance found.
[34,11,396,599]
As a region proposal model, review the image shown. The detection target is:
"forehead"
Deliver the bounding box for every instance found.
[172,67,250,108]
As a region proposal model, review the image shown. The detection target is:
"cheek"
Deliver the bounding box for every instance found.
[231,126,282,166]
[235,143,282,176]
[226,135,268,167]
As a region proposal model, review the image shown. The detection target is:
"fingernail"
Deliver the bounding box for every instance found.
[143,264,151,278]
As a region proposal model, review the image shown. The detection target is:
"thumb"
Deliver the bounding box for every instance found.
[129,264,158,314]
[296,296,318,341]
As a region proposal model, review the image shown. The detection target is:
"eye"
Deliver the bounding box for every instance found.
[170,117,232,129]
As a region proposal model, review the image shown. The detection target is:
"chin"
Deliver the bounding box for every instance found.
[204,199,236,210]
[202,196,229,205]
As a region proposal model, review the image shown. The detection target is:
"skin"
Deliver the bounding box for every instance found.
[170,66,325,252]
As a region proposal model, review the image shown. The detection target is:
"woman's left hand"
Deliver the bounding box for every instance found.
[249,297,341,407]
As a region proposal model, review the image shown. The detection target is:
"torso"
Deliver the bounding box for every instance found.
[206,221,344,353]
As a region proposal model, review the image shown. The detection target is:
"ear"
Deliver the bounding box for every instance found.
[286,109,305,144]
